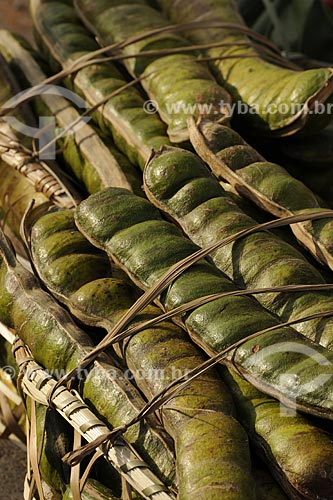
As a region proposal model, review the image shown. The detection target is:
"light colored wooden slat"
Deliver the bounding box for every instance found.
[14,340,175,500]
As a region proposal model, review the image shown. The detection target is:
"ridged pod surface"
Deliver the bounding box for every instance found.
[75,187,333,419]
[144,146,333,349]
[30,0,171,169]
[189,119,333,272]
[157,0,333,136]
[30,208,255,500]
[222,368,333,500]
[0,30,142,196]
[74,0,232,142]
[31,207,333,499]
[0,229,176,487]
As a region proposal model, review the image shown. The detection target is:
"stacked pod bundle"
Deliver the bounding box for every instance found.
[189,119,333,272]
[75,188,333,419]
[29,206,333,500]
[29,207,256,500]
[156,0,333,135]
[74,0,232,142]
[1,2,333,499]
[30,0,172,169]
[0,228,177,488]
[143,146,333,349]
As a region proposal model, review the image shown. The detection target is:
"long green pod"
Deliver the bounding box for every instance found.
[29,207,256,500]
[0,231,176,487]
[222,367,333,500]
[74,0,232,142]
[144,146,333,349]
[120,310,254,500]
[0,30,142,196]
[0,48,77,209]
[156,0,333,136]
[30,0,171,169]
[30,208,333,499]
[189,119,333,272]
[75,187,333,419]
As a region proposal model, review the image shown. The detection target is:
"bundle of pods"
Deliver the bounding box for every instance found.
[0,1,333,499]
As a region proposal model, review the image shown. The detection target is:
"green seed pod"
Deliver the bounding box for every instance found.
[75,187,333,420]
[29,207,256,500]
[30,0,171,169]
[157,0,333,136]
[0,30,142,196]
[0,229,176,487]
[75,0,232,142]
[277,161,333,208]
[189,119,333,272]
[144,146,333,350]
[222,367,333,500]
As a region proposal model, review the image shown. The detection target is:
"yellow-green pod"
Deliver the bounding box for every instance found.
[75,187,333,420]
[158,0,333,136]
[75,0,232,142]
[189,119,333,272]
[30,0,171,169]
[29,208,256,500]
[144,146,333,350]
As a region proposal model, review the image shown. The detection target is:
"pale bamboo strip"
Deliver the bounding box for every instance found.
[12,339,174,500]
